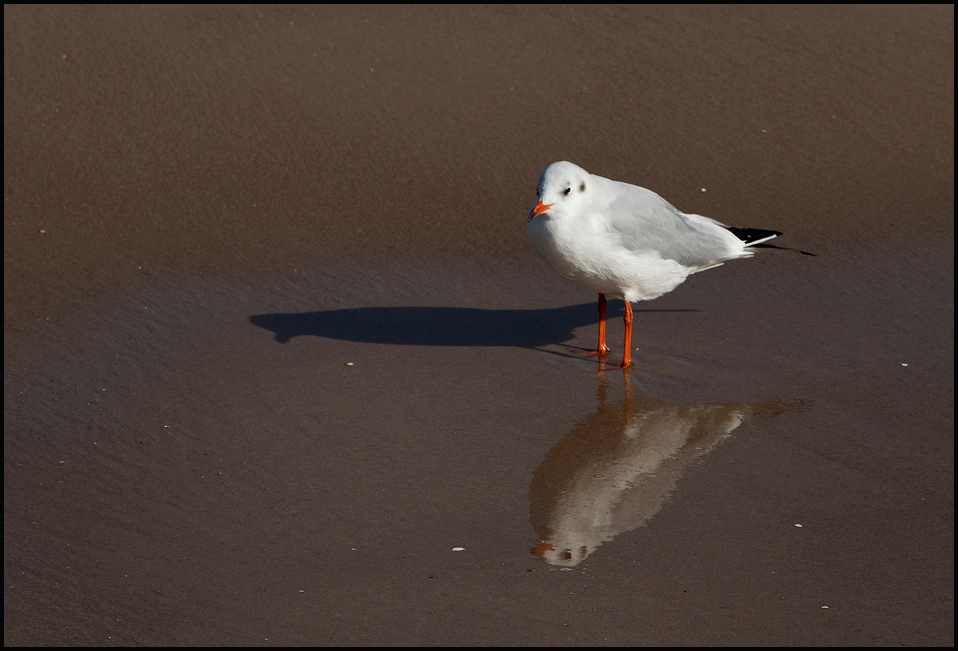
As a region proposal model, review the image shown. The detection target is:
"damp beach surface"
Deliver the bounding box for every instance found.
[4,5,953,645]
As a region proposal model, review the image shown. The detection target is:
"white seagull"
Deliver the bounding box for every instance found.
[527,161,798,369]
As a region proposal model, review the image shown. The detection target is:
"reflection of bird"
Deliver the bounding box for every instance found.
[527,161,788,369]
[529,377,795,567]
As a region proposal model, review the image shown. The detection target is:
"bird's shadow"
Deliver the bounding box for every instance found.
[249,303,698,350]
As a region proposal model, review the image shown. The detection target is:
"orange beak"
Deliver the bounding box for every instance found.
[527,200,553,222]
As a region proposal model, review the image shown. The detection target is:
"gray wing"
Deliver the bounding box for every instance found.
[603,182,743,268]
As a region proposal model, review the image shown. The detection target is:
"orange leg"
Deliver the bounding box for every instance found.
[587,293,612,356]
[617,301,634,369]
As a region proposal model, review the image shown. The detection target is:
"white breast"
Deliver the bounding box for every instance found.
[527,211,694,302]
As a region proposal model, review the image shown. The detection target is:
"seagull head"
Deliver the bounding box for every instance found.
[527,161,591,222]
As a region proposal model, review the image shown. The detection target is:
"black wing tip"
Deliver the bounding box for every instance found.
[726,226,817,256]
[726,227,783,244]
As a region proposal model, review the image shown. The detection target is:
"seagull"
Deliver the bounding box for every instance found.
[526,161,804,369]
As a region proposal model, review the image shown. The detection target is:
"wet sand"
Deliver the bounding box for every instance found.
[4,5,953,645]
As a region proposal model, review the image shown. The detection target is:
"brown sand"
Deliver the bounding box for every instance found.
[4,5,953,645]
